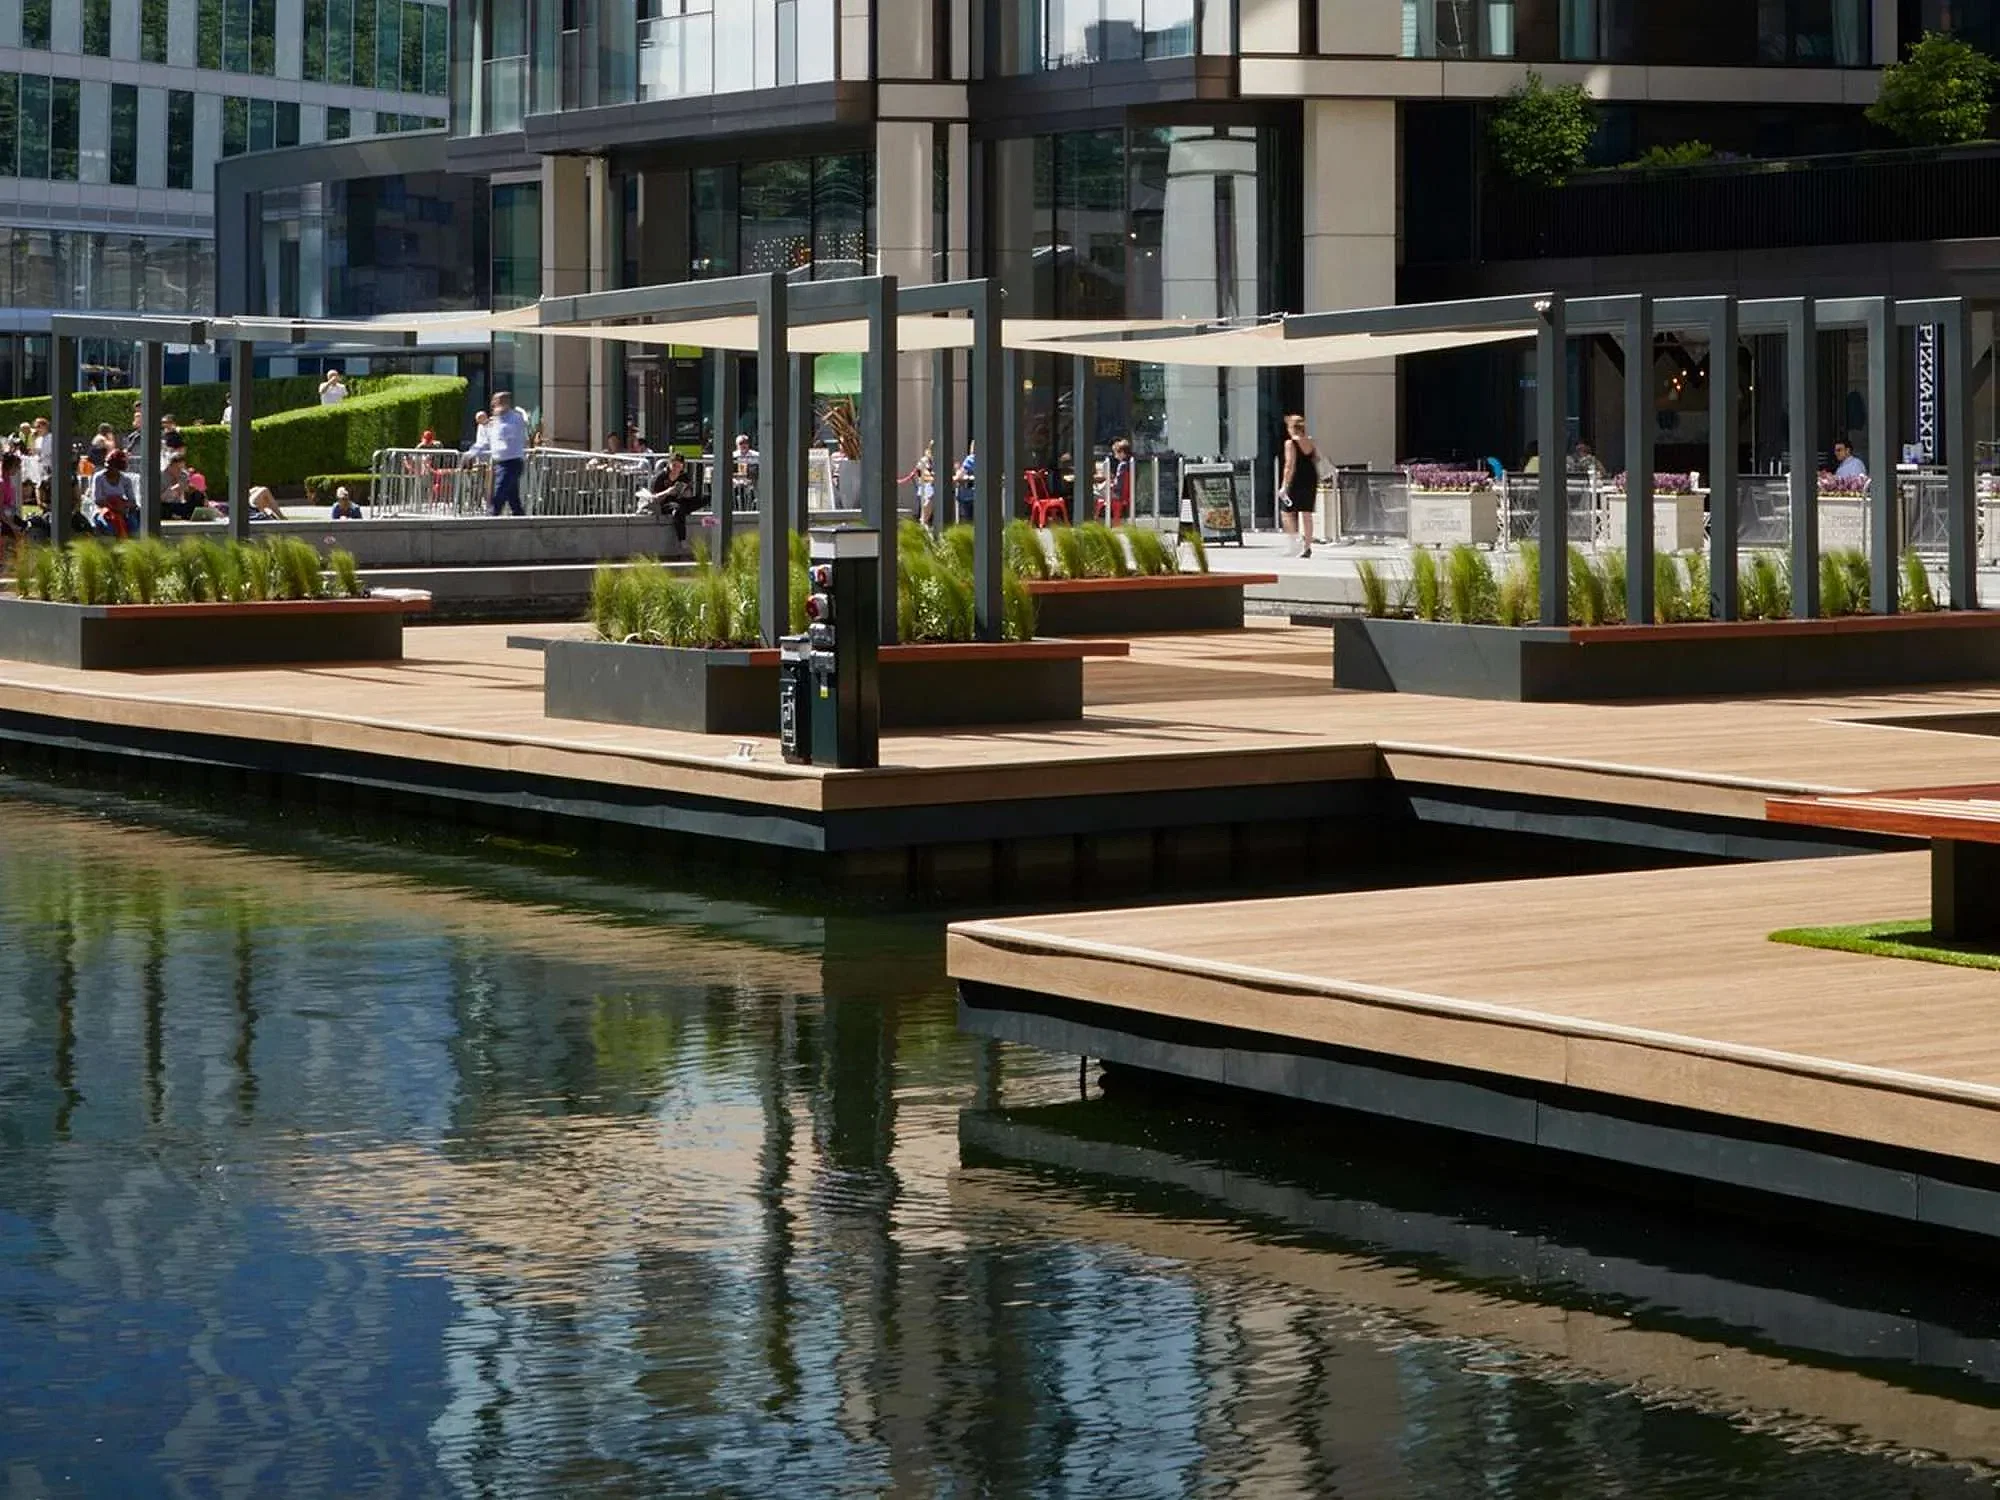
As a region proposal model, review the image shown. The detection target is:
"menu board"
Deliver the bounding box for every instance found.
[1183,463,1244,545]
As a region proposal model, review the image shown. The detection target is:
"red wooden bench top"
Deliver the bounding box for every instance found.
[1767,784,2000,844]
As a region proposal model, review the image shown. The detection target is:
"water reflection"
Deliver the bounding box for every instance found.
[1,781,1996,1496]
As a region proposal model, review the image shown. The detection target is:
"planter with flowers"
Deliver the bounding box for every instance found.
[1404,466,1500,548]
[1816,472,1870,553]
[1605,472,1707,553]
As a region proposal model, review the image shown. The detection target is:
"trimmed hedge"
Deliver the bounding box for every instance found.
[304,473,376,506]
[180,376,467,497]
[0,374,400,436]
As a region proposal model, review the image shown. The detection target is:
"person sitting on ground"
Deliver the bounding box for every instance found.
[160,415,185,458]
[89,424,118,471]
[0,452,24,550]
[124,403,144,455]
[184,471,215,520]
[330,485,364,520]
[640,453,698,543]
[83,450,138,538]
[319,369,348,405]
[247,485,287,521]
[157,455,195,521]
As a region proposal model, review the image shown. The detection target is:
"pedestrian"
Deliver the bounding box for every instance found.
[319,368,348,405]
[0,451,23,557]
[83,449,138,537]
[1096,438,1133,522]
[1279,413,1321,559]
[484,390,530,516]
[641,452,698,544]
[901,441,937,526]
[953,439,977,524]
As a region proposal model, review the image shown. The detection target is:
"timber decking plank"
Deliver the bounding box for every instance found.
[949,854,2000,1166]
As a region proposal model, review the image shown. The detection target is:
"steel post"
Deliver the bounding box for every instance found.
[139,341,163,538]
[972,285,1003,641]
[1073,354,1095,523]
[1866,297,1899,614]
[713,350,738,558]
[863,274,899,642]
[758,275,791,647]
[229,339,254,544]
[1945,299,1977,609]
[49,336,76,546]
[1709,298,1740,619]
[1536,297,1567,624]
[1786,299,1818,617]
[1622,297,1656,626]
[789,351,812,534]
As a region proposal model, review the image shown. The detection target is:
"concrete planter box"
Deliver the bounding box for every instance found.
[543,636,1128,735]
[1818,495,1868,553]
[1605,492,1706,553]
[1333,611,2000,702]
[1407,490,1499,547]
[1024,573,1279,635]
[0,594,417,670]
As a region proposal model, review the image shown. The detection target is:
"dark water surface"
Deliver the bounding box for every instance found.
[3,782,1999,1498]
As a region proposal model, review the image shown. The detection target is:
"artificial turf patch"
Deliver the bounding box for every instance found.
[1770,921,2000,973]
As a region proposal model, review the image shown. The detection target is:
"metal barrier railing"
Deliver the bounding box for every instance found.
[1333,471,1408,540]
[368,448,490,517]
[523,447,656,516]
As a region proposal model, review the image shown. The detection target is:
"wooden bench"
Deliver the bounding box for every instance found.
[1767,785,2000,940]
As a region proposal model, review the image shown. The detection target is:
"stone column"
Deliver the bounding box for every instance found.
[589,157,621,445]
[1302,99,1398,536]
[540,153,592,446]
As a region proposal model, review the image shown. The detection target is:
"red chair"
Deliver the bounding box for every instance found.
[1024,468,1068,528]
[1093,462,1132,524]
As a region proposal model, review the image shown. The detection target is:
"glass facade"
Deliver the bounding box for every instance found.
[491,179,543,422]
[301,0,452,93]
[988,124,1294,473]
[986,0,1230,73]
[0,229,213,314]
[683,153,873,283]
[254,173,490,319]
[1402,0,1870,61]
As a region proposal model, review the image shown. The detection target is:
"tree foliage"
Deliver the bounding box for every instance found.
[1488,72,1597,186]
[1868,31,1998,146]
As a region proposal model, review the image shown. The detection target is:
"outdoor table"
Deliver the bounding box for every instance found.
[1768,786,2000,940]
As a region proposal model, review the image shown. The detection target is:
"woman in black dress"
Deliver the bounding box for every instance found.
[1279,413,1321,559]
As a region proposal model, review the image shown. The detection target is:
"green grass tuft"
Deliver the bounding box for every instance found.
[1443,543,1496,624]
[1772,921,2000,973]
[1901,548,1938,613]
[1356,558,1390,618]
[1410,549,1441,621]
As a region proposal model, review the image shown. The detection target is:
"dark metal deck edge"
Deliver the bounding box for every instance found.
[958,983,2000,1241]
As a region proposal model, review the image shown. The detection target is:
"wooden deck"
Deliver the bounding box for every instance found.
[950,854,2000,1219]
[8,617,2000,852]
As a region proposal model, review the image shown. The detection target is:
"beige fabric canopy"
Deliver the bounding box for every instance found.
[302,307,1531,366]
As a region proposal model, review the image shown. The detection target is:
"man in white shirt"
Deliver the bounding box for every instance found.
[1832,440,1867,481]
[320,369,348,405]
[484,391,531,516]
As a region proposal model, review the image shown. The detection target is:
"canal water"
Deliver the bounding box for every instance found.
[3,781,1998,1498]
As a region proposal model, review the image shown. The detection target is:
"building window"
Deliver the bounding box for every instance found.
[987,0,1207,73]
[110,85,138,186]
[143,0,171,62]
[425,4,450,93]
[21,0,50,50]
[327,105,352,139]
[355,0,378,88]
[167,91,194,189]
[17,77,48,180]
[378,0,403,90]
[481,0,530,132]
[329,0,354,83]
[277,101,300,147]
[225,0,250,71]
[1404,0,1516,57]
[1760,0,1868,62]
[250,97,275,153]
[0,76,16,179]
[83,0,113,56]
[48,78,76,183]
[200,0,223,68]
[223,96,248,157]
[254,0,278,72]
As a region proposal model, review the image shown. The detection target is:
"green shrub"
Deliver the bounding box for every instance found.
[1869,31,1998,146]
[1742,551,1791,621]
[1004,519,1052,580]
[1356,558,1390,618]
[0,373,399,439]
[1566,545,1608,625]
[117,537,172,604]
[1901,548,1938,613]
[1051,525,1088,580]
[1120,524,1173,577]
[1684,548,1712,619]
[178,375,466,497]
[70,541,118,605]
[328,549,362,599]
[1817,547,1871,617]
[941,523,978,578]
[1075,521,1129,578]
[1653,551,1689,623]
[1444,544,1496,624]
[1598,548,1628,624]
[1411,549,1442,621]
[14,537,350,605]
[1624,140,1714,170]
[1184,529,1209,574]
[1489,72,1597,186]
[305,473,377,507]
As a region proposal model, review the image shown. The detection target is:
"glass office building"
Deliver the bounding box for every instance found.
[0,0,447,394]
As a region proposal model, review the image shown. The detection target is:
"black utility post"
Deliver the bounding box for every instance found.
[49,335,76,546]
[1073,354,1095,518]
[713,350,738,558]
[930,346,954,535]
[1864,297,1900,614]
[1002,346,1022,521]
[229,339,255,544]
[1618,295,1656,626]
[139,342,164,538]
[1942,298,1977,610]
[1708,297,1740,620]
[861,274,899,643]
[1788,300,1819,617]
[970,284,1003,640]
[758,274,792,646]
[1535,297,1568,624]
[789,352,812,534]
